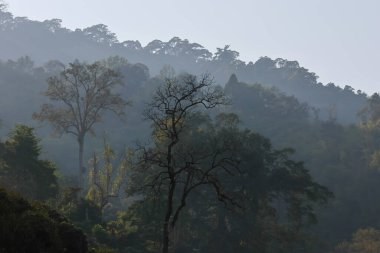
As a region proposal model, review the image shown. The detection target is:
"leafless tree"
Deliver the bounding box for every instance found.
[34,61,128,188]
[137,74,241,253]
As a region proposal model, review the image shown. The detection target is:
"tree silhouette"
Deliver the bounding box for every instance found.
[133,74,242,253]
[34,61,128,188]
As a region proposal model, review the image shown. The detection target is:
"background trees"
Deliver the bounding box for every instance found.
[0,1,6,11]
[126,110,332,252]
[0,20,376,250]
[0,125,58,200]
[126,73,332,253]
[34,61,128,188]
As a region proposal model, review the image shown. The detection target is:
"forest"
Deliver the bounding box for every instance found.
[1,5,380,253]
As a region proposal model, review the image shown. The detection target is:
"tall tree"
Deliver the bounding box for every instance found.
[131,74,241,253]
[34,61,128,188]
[126,112,332,252]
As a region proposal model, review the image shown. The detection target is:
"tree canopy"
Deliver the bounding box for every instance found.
[0,187,88,253]
[0,125,58,200]
[34,61,129,187]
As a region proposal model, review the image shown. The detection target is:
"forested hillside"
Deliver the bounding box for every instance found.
[0,8,367,124]
[1,5,380,253]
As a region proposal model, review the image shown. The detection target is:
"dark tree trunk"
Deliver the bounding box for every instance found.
[78,135,85,189]
[162,181,175,253]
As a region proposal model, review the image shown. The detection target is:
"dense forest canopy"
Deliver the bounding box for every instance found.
[0,7,368,124]
[1,5,380,253]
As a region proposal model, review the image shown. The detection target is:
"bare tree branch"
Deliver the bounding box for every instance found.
[134,73,239,253]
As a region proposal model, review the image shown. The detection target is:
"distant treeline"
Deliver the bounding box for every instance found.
[0,8,369,123]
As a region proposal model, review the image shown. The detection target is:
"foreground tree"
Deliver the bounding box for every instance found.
[34,61,128,188]
[0,187,89,253]
[127,113,332,252]
[130,74,241,253]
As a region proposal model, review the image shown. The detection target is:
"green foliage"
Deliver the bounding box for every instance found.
[359,93,380,124]
[0,9,367,124]
[0,124,59,200]
[0,29,375,251]
[57,187,102,232]
[91,247,119,253]
[137,74,230,253]
[127,112,332,252]
[86,141,131,213]
[85,208,154,252]
[358,93,380,169]
[225,75,311,147]
[111,201,164,252]
[0,187,89,253]
[201,114,331,253]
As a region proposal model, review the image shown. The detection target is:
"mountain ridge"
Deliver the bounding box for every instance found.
[0,8,368,123]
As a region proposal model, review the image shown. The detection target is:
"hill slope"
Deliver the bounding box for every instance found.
[0,9,368,123]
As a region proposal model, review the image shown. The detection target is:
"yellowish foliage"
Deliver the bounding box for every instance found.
[335,228,380,253]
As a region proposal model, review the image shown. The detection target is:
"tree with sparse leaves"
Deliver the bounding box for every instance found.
[130,73,241,253]
[86,139,132,214]
[34,61,128,188]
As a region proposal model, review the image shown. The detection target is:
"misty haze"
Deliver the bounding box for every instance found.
[0,1,380,253]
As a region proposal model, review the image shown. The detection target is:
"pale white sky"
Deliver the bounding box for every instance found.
[4,0,380,94]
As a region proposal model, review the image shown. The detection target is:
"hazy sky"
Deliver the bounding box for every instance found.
[4,0,380,94]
